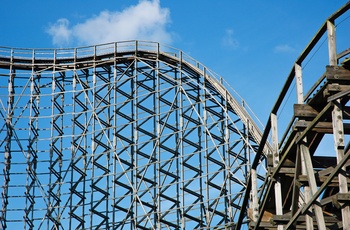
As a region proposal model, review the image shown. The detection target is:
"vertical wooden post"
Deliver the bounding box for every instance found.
[295,63,313,229]
[250,169,259,222]
[295,63,326,229]
[327,18,350,229]
[327,20,337,66]
[332,103,350,229]
[271,114,283,230]
[295,63,303,104]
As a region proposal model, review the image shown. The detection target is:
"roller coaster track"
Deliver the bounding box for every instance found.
[1,2,350,229]
[0,41,270,229]
[244,2,350,229]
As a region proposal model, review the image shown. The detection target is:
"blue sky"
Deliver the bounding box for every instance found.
[1,0,349,125]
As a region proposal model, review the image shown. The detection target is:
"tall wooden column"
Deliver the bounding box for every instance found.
[328,19,350,230]
[295,63,326,229]
[271,114,283,230]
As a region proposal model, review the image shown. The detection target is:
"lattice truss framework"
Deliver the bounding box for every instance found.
[0,42,266,229]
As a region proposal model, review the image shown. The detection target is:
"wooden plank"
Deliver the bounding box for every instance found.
[298,175,350,187]
[294,104,319,118]
[325,84,350,93]
[279,167,295,175]
[336,193,350,202]
[293,104,350,131]
[294,120,350,134]
[326,65,350,82]
[277,156,343,173]
[327,89,350,102]
[273,213,340,223]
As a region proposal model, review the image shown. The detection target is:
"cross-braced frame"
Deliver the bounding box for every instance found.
[0,41,267,229]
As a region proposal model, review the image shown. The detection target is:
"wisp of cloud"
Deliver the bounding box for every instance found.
[47,0,172,46]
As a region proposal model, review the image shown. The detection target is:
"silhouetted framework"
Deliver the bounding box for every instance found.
[0,41,269,229]
[243,2,350,230]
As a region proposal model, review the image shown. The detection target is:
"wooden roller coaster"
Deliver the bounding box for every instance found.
[243,2,350,229]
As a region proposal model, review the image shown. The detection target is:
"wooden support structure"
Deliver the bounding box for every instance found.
[246,2,350,229]
[252,53,350,230]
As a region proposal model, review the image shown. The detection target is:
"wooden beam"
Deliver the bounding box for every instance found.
[325,84,350,95]
[327,20,337,66]
[250,169,259,222]
[332,100,350,229]
[326,65,350,82]
[293,102,350,120]
[273,213,341,224]
[300,144,326,230]
[336,193,350,202]
[294,104,319,118]
[298,175,350,187]
[328,89,350,102]
[294,120,350,134]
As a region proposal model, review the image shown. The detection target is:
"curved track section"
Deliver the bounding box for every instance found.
[0,41,268,229]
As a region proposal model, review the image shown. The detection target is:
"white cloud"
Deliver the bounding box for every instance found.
[222,29,239,49]
[47,0,172,46]
[47,19,71,46]
[274,44,296,53]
